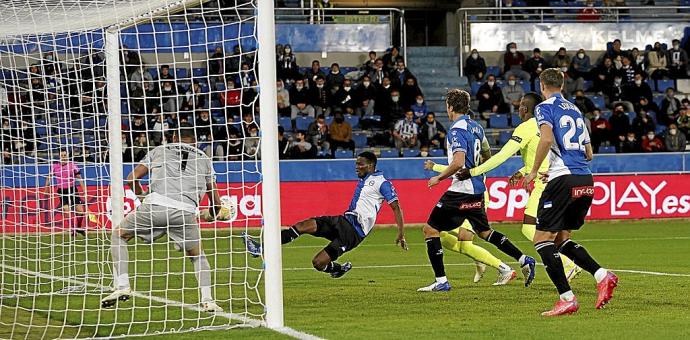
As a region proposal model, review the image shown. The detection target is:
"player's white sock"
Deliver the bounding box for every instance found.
[594,268,608,283]
[435,276,448,284]
[110,231,131,290]
[518,255,527,266]
[191,253,213,301]
[560,290,575,301]
[498,262,512,273]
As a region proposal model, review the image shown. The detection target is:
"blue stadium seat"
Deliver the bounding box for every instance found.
[215,83,226,91]
[485,134,497,146]
[193,68,207,77]
[486,66,501,78]
[335,149,353,159]
[402,149,420,157]
[428,149,444,157]
[656,79,675,93]
[655,125,667,135]
[489,114,509,129]
[653,95,664,108]
[646,78,655,90]
[295,116,312,131]
[599,146,616,153]
[590,95,605,109]
[148,68,158,79]
[533,79,541,95]
[83,118,95,130]
[583,80,593,91]
[625,112,636,123]
[519,80,530,93]
[511,113,522,127]
[98,117,108,127]
[470,82,482,96]
[120,84,128,98]
[345,114,359,129]
[380,149,399,158]
[278,117,292,131]
[601,111,612,120]
[353,133,368,148]
[36,126,48,137]
[121,101,129,115]
[325,116,334,125]
[176,68,188,79]
[499,130,512,144]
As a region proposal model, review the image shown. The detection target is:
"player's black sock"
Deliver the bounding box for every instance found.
[559,239,602,275]
[535,241,571,294]
[486,230,523,262]
[322,262,341,273]
[76,216,84,229]
[425,237,445,278]
[281,227,300,244]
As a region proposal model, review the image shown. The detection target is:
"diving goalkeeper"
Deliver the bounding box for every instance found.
[101,124,228,312]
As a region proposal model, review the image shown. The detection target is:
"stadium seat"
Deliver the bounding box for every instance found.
[35,126,48,137]
[625,112,636,123]
[295,116,312,131]
[533,79,541,95]
[215,83,226,91]
[489,114,509,129]
[655,125,667,135]
[656,79,675,93]
[353,133,368,148]
[591,95,605,109]
[148,68,158,79]
[470,82,482,96]
[486,66,501,78]
[654,95,664,108]
[193,68,207,77]
[402,149,420,157]
[121,101,129,115]
[176,68,188,79]
[499,130,512,144]
[485,133,497,146]
[519,80,530,93]
[98,117,108,127]
[278,117,292,131]
[325,116,334,125]
[677,79,690,94]
[83,118,95,130]
[379,149,399,158]
[601,110,612,120]
[428,149,444,157]
[511,113,522,127]
[583,80,593,91]
[599,146,616,153]
[334,149,353,159]
[345,114,359,129]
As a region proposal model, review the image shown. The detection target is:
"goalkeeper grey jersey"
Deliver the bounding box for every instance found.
[140,143,214,213]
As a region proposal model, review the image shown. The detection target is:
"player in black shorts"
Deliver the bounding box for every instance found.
[243,152,407,278]
[44,150,87,236]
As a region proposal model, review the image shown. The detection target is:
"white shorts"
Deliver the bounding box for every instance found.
[120,203,201,251]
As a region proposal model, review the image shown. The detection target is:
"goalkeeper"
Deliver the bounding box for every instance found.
[101,124,226,312]
[456,92,581,281]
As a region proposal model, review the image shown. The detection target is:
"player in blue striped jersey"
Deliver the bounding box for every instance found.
[418,89,536,292]
[524,68,618,316]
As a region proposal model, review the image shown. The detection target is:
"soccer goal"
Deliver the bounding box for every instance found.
[0,0,283,338]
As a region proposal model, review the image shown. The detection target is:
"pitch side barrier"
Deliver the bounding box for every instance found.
[1,153,689,229]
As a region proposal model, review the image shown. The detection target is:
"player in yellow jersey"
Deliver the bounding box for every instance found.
[456,92,581,281]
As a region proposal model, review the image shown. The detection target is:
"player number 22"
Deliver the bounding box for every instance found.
[559,116,586,151]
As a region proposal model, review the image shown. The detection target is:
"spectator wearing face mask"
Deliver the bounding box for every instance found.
[325,63,345,91]
[610,103,631,147]
[676,108,690,138]
[410,94,429,123]
[354,75,377,116]
[524,48,546,87]
[605,76,633,112]
[664,123,686,152]
[305,60,326,88]
[570,49,592,81]
[593,57,616,94]
[503,42,530,81]
[289,79,315,121]
[464,49,487,83]
[392,60,415,89]
[605,39,628,62]
[551,47,571,70]
[573,90,596,116]
[660,87,681,126]
[617,56,638,85]
[329,110,355,157]
[362,51,378,74]
[307,114,330,153]
[477,75,506,115]
[308,76,331,117]
[630,48,646,72]
[622,72,653,107]
[332,79,356,114]
[419,112,446,149]
[375,77,395,117]
[382,46,402,73]
[290,130,316,159]
[632,110,656,139]
[667,39,688,79]
[276,79,290,117]
[577,0,600,21]
[383,89,405,127]
[648,42,670,80]
[620,132,639,153]
[642,130,665,152]
[393,110,419,151]
[277,44,299,84]
[368,58,388,87]
[501,74,524,114]
[220,78,241,119]
[399,77,422,110]
[589,109,611,153]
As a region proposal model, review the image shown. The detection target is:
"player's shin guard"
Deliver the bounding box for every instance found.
[521,223,536,242]
[558,239,602,275]
[458,241,503,270]
[281,226,300,244]
[487,230,523,262]
[535,241,571,295]
[191,253,213,301]
[110,232,130,290]
[425,237,446,278]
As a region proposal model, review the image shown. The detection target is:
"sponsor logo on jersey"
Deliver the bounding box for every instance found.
[571,186,595,198]
[543,201,553,208]
[510,135,523,143]
[458,201,483,210]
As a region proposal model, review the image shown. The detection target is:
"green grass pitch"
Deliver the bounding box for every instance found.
[2,220,690,339]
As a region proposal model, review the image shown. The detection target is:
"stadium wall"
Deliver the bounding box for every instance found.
[1,154,689,232]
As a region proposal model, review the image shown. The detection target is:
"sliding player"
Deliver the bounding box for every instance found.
[523,68,618,316]
[243,151,407,279]
[456,92,581,281]
[418,89,535,292]
[101,124,227,313]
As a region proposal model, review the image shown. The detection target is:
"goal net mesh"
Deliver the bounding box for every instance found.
[0,0,266,338]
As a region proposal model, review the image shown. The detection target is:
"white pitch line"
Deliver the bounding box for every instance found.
[0,263,323,340]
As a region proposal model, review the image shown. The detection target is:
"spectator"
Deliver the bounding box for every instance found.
[577,0,600,21]
[630,47,646,72]
[276,79,291,117]
[307,114,330,153]
[1,119,13,164]
[410,94,429,122]
[393,110,419,150]
[668,39,688,79]
[226,126,243,161]
[610,103,631,146]
[159,80,178,112]
[225,44,242,76]
[219,78,241,119]
[664,123,686,152]
[391,59,415,89]
[369,58,388,87]
[477,75,506,115]
[464,49,487,83]
[660,87,681,126]
[570,49,593,81]
[120,132,133,163]
[362,51,377,74]
[605,39,627,62]
[195,110,218,157]
[383,89,405,128]
[606,75,633,112]
[329,110,355,157]
[419,112,446,149]
[503,42,530,81]
[277,44,299,83]
[399,77,422,110]
[632,110,656,139]
[208,46,224,78]
[641,130,665,152]
[132,132,150,162]
[325,63,345,91]
[382,46,402,73]
[617,55,638,85]
[157,65,174,83]
[637,97,660,117]
[354,75,377,116]
[573,89,596,115]
[130,115,147,134]
[332,78,356,114]
[277,126,290,159]
[149,112,169,146]
[551,47,571,70]
[242,113,260,158]
[290,131,315,159]
[622,73,653,108]
[524,48,546,85]
[648,42,670,80]
[309,76,331,117]
[237,62,256,89]
[502,74,524,113]
[620,132,639,153]
[305,60,326,88]
[128,65,154,97]
[184,80,208,111]
[375,77,395,117]
[676,108,690,138]
[590,108,611,152]
[593,57,616,94]
[289,79,315,121]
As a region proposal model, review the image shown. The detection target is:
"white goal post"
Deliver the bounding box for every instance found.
[0,0,283,338]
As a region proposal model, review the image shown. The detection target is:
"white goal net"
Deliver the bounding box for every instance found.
[0,0,274,338]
